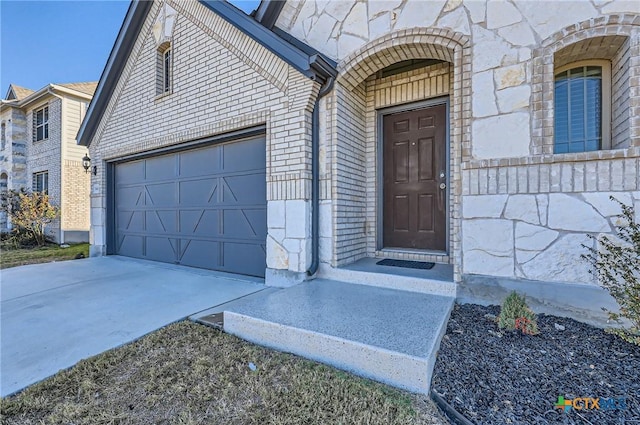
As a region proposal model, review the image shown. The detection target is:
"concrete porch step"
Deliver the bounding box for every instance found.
[200,279,454,394]
[319,257,456,297]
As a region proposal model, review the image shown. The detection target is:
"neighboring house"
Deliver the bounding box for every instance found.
[78,0,639,318]
[0,82,96,243]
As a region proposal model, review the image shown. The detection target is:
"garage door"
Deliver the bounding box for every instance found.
[114,136,267,277]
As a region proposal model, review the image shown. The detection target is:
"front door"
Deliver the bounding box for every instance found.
[383,104,447,251]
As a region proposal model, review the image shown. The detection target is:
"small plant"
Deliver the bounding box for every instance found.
[498,291,539,335]
[0,189,59,247]
[582,197,640,346]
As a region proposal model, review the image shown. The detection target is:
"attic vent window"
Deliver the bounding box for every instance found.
[156,42,172,96]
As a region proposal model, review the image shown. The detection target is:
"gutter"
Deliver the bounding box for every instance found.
[307,71,335,277]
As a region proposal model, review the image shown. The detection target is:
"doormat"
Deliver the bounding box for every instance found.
[376,259,435,270]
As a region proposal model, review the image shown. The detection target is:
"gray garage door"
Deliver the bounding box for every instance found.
[114,136,267,277]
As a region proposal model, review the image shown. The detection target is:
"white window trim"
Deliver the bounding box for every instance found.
[33,171,49,194]
[163,46,171,94]
[34,105,50,142]
[554,59,612,151]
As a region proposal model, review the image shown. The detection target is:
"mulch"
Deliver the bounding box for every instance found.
[431,303,640,425]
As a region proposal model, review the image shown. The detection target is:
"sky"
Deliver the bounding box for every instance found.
[0,0,261,95]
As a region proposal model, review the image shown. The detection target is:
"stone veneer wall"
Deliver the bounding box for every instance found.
[87,0,320,282]
[277,0,640,287]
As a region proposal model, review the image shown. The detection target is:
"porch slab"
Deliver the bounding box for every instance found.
[212,279,454,394]
[319,258,455,296]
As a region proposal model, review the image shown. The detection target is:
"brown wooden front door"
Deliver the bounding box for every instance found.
[383,104,447,251]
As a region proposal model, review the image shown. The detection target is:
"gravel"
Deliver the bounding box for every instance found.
[432,303,640,425]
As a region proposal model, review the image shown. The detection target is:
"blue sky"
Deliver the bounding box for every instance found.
[1,0,261,95]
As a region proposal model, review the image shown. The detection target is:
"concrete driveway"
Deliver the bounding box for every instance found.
[0,256,265,397]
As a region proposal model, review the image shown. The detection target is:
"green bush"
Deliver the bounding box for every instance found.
[582,197,640,346]
[498,291,539,335]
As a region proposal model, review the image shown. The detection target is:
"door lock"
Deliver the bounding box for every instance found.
[439,183,446,190]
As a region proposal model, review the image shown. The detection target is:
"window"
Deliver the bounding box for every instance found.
[553,61,611,154]
[1,122,5,150]
[33,171,49,194]
[156,42,172,95]
[33,106,49,142]
[163,47,171,93]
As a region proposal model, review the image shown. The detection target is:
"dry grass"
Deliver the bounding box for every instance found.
[0,243,89,269]
[0,321,448,425]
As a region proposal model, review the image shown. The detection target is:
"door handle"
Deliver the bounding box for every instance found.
[440,183,446,190]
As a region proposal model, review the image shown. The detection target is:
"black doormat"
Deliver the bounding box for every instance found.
[376,259,435,270]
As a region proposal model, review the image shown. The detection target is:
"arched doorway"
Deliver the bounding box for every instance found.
[329,29,470,281]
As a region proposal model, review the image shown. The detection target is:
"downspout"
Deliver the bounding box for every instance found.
[307,76,334,277]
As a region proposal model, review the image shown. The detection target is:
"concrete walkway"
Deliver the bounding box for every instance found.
[0,256,264,397]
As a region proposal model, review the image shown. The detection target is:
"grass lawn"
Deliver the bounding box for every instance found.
[0,243,89,269]
[0,321,447,425]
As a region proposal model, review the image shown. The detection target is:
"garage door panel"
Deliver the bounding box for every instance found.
[114,136,266,277]
[180,239,221,269]
[145,155,176,181]
[179,179,217,206]
[146,210,176,233]
[118,235,144,258]
[224,242,266,277]
[222,138,265,172]
[116,187,144,208]
[146,183,177,207]
[118,210,144,232]
[116,161,144,183]
[179,148,221,177]
[223,174,266,203]
[223,209,265,239]
[145,237,177,263]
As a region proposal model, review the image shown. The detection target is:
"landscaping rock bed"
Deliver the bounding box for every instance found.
[432,303,639,425]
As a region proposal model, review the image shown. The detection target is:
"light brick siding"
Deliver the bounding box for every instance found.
[62,160,90,231]
[612,38,631,149]
[88,0,319,275]
[27,98,62,242]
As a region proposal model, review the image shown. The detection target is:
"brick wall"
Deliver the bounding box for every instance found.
[88,0,319,276]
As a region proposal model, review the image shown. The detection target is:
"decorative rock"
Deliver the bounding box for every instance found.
[496,84,531,113]
[505,195,540,225]
[601,1,640,14]
[515,222,559,263]
[324,0,353,21]
[517,0,598,40]
[484,313,498,321]
[519,234,595,284]
[60,244,70,248]
[472,70,498,118]
[462,194,508,218]
[548,194,610,232]
[471,26,511,73]
[494,63,526,89]
[465,0,486,23]
[393,0,446,30]
[437,7,471,35]
[536,194,548,226]
[266,236,289,269]
[342,1,368,39]
[462,219,514,277]
[487,0,522,29]
[472,112,530,159]
[498,21,537,47]
[554,323,565,331]
[582,192,633,217]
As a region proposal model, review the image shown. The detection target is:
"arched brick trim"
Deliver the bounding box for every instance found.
[334,28,471,282]
[338,28,470,91]
[531,14,640,154]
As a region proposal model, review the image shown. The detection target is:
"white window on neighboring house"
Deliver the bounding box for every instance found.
[554,60,611,154]
[163,47,171,93]
[33,105,49,142]
[33,171,49,194]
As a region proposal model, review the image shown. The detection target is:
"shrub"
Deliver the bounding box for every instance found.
[582,197,640,346]
[0,190,59,247]
[498,291,539,335]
